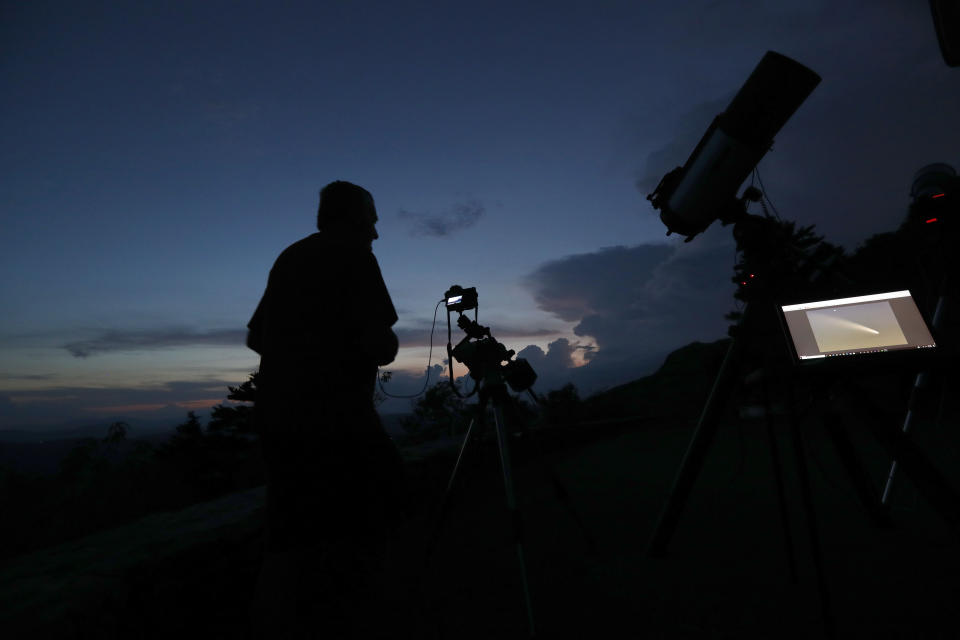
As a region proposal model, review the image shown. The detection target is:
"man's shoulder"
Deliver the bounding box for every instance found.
[270,233,380,287]
[276,232,323,261]
[273,233,345,270]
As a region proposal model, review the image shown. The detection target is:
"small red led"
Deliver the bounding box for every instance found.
[925,218,938,224]
[932,193,945,199]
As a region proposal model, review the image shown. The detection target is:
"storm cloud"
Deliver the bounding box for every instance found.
[521,225,737,393]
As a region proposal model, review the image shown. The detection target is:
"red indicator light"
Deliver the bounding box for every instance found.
[749,273,755,278]
[932,193,945,199]
[740,281,746,285]
[926,218,938,224]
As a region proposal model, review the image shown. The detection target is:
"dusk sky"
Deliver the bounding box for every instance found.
[2,0,958,428]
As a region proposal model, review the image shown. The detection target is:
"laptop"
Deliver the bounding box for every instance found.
[778,290,937,367]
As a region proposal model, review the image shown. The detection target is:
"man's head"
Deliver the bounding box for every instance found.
[316,181,379,246]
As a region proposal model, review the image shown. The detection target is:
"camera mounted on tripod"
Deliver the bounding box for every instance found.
[444,284,537,394]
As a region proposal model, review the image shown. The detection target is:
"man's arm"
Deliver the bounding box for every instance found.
[359,252,399,366]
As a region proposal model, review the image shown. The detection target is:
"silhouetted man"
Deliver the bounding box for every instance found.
[247,181,404,638]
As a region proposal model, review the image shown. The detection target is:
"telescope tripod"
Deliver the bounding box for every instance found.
[645,301,960,638]
[424,375,595,639]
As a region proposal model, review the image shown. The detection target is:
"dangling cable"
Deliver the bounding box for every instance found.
[754,166,782,221]
[377,299,444,399]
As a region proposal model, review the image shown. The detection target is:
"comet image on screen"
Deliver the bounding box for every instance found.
[806,301,908,353]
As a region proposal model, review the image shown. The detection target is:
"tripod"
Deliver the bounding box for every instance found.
[646,295,960,638]
[422,372,534,638]
[423,365,601,639]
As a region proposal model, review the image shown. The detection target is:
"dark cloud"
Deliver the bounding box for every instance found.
[398,200,485,237]
[521,226,737,394]
[64,328,246,358]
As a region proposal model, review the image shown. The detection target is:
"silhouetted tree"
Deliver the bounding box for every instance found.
[374,370,392,408]
[400,379,468,443]
[207,371,260,441]
[176,411,203,437]
[102,420,129,445]
[726,216,846,326]
[539,383,583,427]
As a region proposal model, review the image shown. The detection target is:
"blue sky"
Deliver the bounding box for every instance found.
[2,0,958,428]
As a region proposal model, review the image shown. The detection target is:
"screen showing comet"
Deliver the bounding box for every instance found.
[780,291,936,361]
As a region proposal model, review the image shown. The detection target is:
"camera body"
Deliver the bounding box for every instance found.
[445,285,478,313]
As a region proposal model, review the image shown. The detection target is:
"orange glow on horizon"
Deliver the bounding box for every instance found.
[82,398,225,413]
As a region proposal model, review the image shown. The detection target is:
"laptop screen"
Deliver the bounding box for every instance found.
[780,290,936,361]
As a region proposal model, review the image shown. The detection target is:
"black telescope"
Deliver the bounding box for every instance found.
[648,51,821,240]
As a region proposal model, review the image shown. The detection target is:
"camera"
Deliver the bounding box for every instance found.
[444,284,537,392]
[445,285,478,313]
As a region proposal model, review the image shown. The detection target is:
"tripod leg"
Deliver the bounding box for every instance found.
[492,403,537,638]
[761,375,799,584]
[885,292,948,505]
[525,389,597,550]
[424,406,486,565]
[853,387,960,535]
[881,371,927,505]
[822,410,893,527]
[647,326,746,557]
[788,391,837,639]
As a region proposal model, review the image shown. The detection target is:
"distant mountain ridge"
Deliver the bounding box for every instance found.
[584,338,730,424]
[0,415,205,444]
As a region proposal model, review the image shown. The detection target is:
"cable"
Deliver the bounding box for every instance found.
[377,299,444,399]
[753,166,782,220]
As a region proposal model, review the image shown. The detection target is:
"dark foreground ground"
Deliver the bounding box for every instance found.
[2,403,959,639]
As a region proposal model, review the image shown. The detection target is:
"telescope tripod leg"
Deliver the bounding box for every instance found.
[884,292,948,505]
[787,386,837,639]
[821,409,892,527]
[761,374,799,584]
[524,389,597,550]
[646,321,749,557]
[425,402,487,565]
[853,386,960,536]
[882,370,929,505]
[491,402,537,638]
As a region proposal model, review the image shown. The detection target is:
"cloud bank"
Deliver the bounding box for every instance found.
[520,226,737,394]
